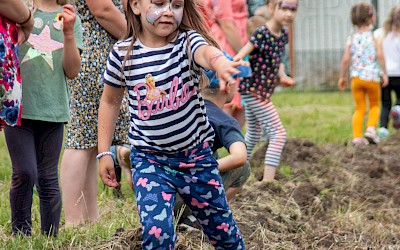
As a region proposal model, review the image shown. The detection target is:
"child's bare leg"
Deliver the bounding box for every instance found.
[262,166,277,182]
[117,146,133,190]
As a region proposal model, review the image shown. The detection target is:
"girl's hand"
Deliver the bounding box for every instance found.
[17,13,34,44]
[338,77,346,92]
[99,156,119,188]
[280,75,295,87]
[59,4,76,37]
[17,27,30,44]
[212,56,240,92]
[381,74,388,88]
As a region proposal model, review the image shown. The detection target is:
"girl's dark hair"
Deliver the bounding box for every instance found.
[383,5,400,35]
[351,3,374,27]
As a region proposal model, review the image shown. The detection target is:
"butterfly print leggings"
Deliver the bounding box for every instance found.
[131,142,245,250]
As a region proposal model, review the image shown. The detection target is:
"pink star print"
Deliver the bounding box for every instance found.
[21,25,64,70]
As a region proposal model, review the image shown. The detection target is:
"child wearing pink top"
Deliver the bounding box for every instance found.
[203,0,249,127]
[203,0,248,56]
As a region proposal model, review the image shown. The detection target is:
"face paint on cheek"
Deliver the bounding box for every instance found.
[146,5,170,24]
[172,7,183,26]
[279,1,298,11]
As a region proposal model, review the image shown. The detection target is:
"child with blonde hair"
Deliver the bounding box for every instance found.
[378,5,400,137]
[338,2,388,145]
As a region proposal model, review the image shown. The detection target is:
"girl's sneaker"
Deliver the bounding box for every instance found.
[352,137,369,146]
[364,127,380,144]
[378,127,389,139]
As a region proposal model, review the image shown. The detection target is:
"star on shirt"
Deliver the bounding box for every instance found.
[21,25,64,70]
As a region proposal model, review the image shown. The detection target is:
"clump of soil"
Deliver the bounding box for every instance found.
[102,131,400,249]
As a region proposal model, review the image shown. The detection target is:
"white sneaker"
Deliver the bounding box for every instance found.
[352,137,369,146]
[378,127,389,139]
[364,127,380,144]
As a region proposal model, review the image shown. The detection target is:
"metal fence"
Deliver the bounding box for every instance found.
[293,0,400,90]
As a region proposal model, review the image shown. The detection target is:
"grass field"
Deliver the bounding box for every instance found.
[0,91,358,249]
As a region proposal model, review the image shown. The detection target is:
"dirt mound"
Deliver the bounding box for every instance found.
[101,132,400,249]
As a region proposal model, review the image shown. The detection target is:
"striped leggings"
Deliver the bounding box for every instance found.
[242,94,286,167]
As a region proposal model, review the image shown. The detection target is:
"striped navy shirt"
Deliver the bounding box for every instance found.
[103,30,215,153]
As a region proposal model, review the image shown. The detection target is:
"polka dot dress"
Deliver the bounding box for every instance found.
[65,0,129,149]
[239,26,289,101]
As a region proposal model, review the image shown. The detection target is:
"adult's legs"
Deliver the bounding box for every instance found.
[82,148,100,222]
[60,147,99,226]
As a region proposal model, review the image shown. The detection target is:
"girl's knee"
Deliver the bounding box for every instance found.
[11,171,36,188]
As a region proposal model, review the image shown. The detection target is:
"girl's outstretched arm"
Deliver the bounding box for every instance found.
[98,85,125,188]
[60,5,81,79]
[375,35,388,87]
[338,43,351,91]
[233,42,254,61]
[195,45,240,92]
[85,0,126,39]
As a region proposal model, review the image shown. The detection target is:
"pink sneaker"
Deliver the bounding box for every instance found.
[352,137,369,145]
[364,127,380,144]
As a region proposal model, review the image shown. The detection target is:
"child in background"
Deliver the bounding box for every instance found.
[378,5,400,137]
[202,0,249,128]
[4,0,82,236]
[338,2,388,145]
[233,0,297,182]
[97,0,245,249]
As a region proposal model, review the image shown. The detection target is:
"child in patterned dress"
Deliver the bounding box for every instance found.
[233,0,297,182]
[338,2,388,145]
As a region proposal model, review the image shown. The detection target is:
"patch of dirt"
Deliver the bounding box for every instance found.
[101,131,400,249]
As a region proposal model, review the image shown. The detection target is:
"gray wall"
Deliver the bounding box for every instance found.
[293,0,400,90]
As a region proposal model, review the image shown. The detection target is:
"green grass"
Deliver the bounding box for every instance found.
[0,91,368,249]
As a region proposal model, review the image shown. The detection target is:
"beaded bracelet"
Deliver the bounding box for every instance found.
[96,151,114,159]
[17,9,32,26]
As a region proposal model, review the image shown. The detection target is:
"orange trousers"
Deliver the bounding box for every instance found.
[351,77,381,138]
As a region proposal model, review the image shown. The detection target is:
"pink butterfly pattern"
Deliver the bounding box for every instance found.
[131,141,244,248]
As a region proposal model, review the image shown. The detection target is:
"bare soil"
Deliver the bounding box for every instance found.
[101,131,400,249]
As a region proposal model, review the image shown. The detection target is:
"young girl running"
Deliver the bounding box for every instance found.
[233,0,297,182]
[4,0,82,236]
[378,5,400,137]
[98,0,245,249]
[338,3,388,145]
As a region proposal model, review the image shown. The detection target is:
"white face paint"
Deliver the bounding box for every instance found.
[146,0,184,26]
